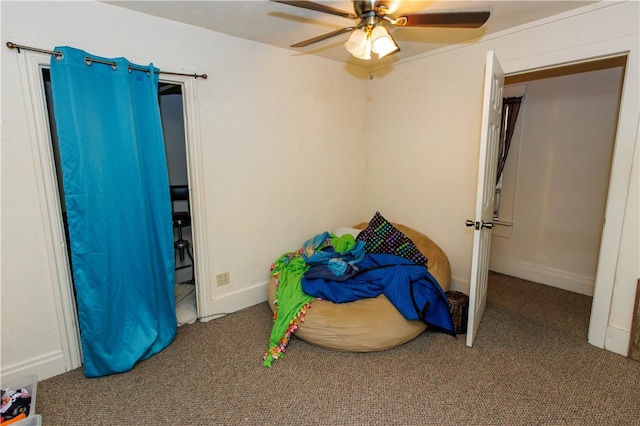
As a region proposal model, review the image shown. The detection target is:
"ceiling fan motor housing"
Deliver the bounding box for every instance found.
[355,1,389,28]
[354,0,374,15]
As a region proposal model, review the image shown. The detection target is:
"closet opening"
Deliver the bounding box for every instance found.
[489,55,627,337]
[41,70,198,328]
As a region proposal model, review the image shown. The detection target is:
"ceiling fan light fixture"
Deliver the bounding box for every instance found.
[370,25,398,58]
[276,1,492,61]
[352,37,372,60]
[344,28,368,56]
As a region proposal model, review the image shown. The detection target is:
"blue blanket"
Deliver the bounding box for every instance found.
[301,253,455,334]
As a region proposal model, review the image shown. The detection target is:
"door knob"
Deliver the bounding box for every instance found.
[465,220,493,230]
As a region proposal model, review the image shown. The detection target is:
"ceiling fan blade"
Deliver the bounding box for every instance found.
[291,26,356,47]
[395,11,490,28]
[271,0,357,19]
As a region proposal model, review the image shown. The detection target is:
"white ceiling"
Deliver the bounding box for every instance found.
[104,1,599,68]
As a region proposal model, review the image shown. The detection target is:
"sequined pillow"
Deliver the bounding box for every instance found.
[356,211,428,264]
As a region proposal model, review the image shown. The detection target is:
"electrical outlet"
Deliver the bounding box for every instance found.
[216,271,230,287]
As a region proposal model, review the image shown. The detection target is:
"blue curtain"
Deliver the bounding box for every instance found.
[50,47,177,377]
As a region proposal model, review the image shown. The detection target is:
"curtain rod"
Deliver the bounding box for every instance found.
[6,41,207,80]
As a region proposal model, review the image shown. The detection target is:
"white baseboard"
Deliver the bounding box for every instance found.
[604,325,631,357]
[489,257,595,296]
[449,276,470,295]
[200,281,268,323]
[1,350,68,383]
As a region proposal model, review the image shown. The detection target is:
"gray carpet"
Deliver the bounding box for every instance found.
[36,272,640,425]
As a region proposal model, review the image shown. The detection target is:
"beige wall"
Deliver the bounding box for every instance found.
[1,0,638,381]
[1,1,368,381]
[365,1,638,353]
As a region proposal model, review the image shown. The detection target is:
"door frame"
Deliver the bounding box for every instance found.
[500,37,638,351]
[17,49,211,372]
[155,73,212,321]
[18,51,82,372]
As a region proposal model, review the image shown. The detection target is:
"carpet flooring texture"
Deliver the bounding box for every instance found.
[36,272,640,425]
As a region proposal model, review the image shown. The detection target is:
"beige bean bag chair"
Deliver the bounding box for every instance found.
[267,222,451,352]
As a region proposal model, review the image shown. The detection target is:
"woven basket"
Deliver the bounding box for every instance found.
[446,290,469,335]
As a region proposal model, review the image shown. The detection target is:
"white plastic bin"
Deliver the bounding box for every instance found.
[1,374,38,424]
[12,414,42,426]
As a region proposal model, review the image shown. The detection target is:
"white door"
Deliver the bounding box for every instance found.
[466,51,504,347]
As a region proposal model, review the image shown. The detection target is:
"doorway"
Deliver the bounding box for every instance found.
[489,57,626,331]
[41,71,198,328]
[158,82,198,326]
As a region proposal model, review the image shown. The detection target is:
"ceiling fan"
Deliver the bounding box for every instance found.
[272,0,490,60]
